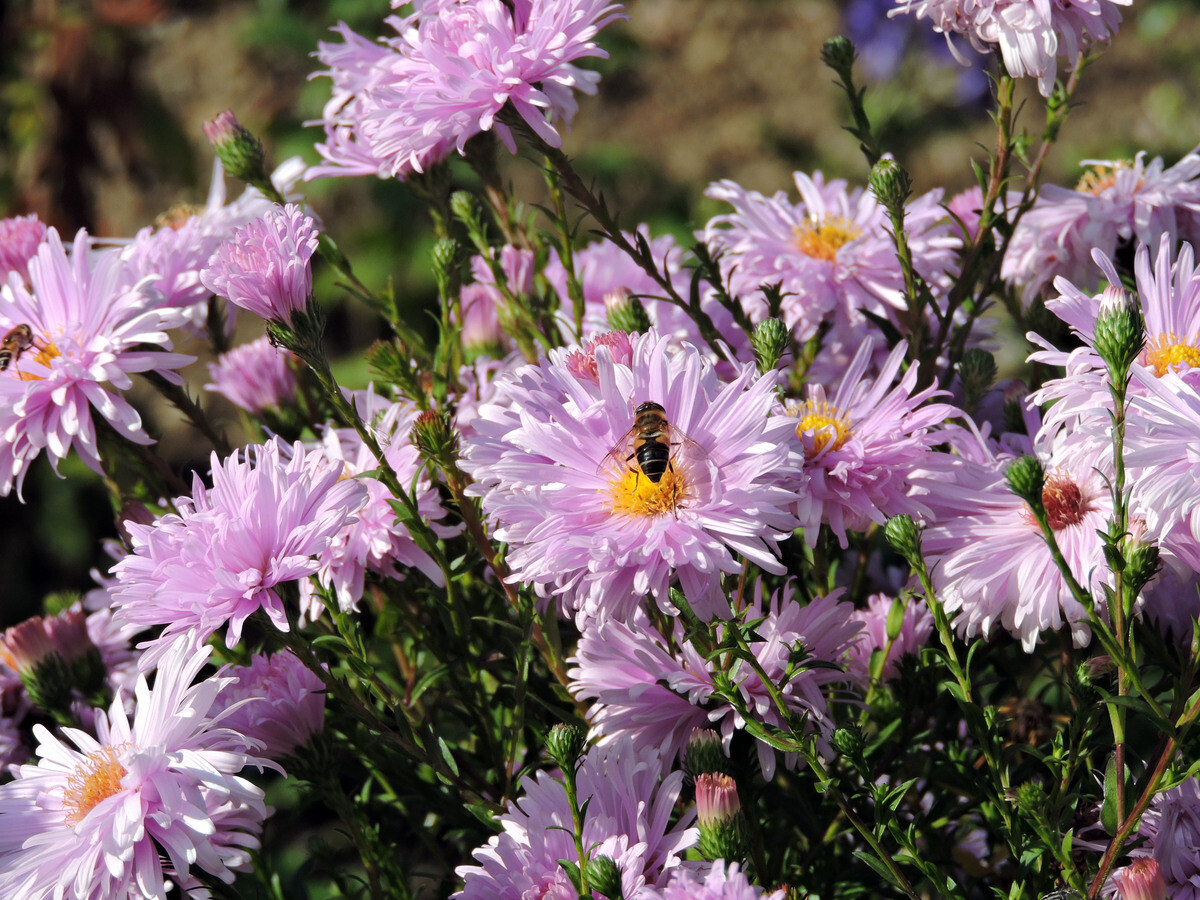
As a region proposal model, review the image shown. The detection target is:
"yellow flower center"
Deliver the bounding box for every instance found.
[63,745,127,826]
[793,400,853,457]
[16,341,61,381]
[1143,333,1200,376]
[154,203,203,230]
[1075,161,1140,195]
[605,465,689,518]
[793,215,861,261]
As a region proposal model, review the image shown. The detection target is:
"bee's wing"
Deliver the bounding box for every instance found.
[597,422,640,476]
[665,421,709,466]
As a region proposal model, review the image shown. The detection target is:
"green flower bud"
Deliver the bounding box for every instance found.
[203,110,270,195]
[410,409,459,469]
[820,36,857,82]
[1005,456,1046,510]
[605,288,651,334]
[684,728,730,781]
[431,237,462,299]
[884,515,923,568]
[868,158,913,215]
[1093,284,1145,382]
[958,348,998,413]
[587,855,625,900]
[1123,535,1161,595]
[831,725,864,760]
[545,724,586,772]
[750,317,789,374]
[885,595,907,642]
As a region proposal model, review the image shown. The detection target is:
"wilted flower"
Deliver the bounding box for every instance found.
[0,638,271,900]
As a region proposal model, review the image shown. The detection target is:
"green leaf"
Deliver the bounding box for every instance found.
[1101,755,1120,836]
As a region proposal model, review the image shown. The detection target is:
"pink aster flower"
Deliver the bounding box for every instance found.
[1005,149,1200,305]
[0,638,271,900]
[110,438,367,669]
[309,0,626,180]
[0,214,48,283]
[460,330,801,622]
[922,428,1113,652]
[0,228,193,498]
[1111,858,1169,900]
[844,593,934,681]
[454,738,696,899]
[569,588,862,779]
[702,171,959,355]
[647,862,786,900]
[300,389,460,617]
[206,336,299,414]
[116,157,309,332]
[208,650,325,760]
[1116,778,1200,899]
[200,203,319,324]
[890,0,1130,97]
[783,340,959,548]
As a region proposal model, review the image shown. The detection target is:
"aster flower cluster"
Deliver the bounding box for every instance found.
[10,2,1200,899]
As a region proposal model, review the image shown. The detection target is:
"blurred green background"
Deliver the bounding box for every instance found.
[2,0,1199,626]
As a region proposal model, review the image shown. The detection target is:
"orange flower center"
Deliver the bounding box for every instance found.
[793,215,861,261]
[154,203,203,230]
[1075,161,1141,195]
[63,745,127,826]
[792,400,853,458]
[605,465,689,518]
[1143,333,1200,376]
[15,339,61,381]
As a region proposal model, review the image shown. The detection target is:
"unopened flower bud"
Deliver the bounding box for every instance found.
[450,191,485,242]
[1013,781,1047,812]
[831,725,864,760]
[605,288,652,334]
[751,317,789,374]
[1006,456,1046,510]
[684,728,730,780]
[695,773,748,861]
[545,723,586,772]
[1093,284,1145,381]
[869,158,912,215]
[410,409,459,469]
[588,855,625,900]
[1,618,72,715]
[958,348,998,413]
[884,514,923,568]
[203,110,270,194]
[885,596,907,642]
[1122,536,1161,595]
[431,237,461,299]
[820,36,857,82]
[1111,857,1167,900]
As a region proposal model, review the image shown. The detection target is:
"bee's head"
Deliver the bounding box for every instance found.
[634,401,665,415]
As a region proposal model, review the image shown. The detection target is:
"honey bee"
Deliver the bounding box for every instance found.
[0,324,33,374]
[598,401,708,514]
